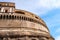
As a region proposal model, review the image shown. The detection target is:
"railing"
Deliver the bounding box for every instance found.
[0,13,48,30]
[0,14,40,23]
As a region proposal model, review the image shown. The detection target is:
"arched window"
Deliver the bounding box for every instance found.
[21,17,23,20]
[6,15,8,19]
[17,16,19,19]
[0,8,1,12]
[20,16,21,20]
[24,17,26,20]
[9,15,11,19]
[28,18,32,22]
[0,15,2,19]
[3,15,5,19]
[12,15,14,19]
[15,16,16,19]
[25,17,27,20]
[5,10,8,13]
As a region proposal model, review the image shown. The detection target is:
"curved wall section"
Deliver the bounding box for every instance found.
[0,20,49,32]
[0,14,48,29]
[0,2,54,40]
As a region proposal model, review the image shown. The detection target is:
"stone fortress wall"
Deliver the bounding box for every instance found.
[0,2,54,40]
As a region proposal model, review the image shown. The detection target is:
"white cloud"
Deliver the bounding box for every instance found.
[55,36,60,40]
[33,0,60,15]
[39,0,60,9]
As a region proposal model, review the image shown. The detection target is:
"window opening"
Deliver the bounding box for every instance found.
[5,10,8,13]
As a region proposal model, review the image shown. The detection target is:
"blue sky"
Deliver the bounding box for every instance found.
[0,0,60,40]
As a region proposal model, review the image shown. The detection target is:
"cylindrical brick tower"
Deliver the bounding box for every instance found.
[0,2,54,40]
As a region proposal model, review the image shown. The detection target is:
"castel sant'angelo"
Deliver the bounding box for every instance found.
[0,2,54,40]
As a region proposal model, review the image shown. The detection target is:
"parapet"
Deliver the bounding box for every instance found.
[0,2,15,7]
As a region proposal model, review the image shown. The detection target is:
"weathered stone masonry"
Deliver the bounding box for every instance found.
[0,2,54,40]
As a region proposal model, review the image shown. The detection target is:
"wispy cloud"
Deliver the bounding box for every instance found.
[35,0,60,15]
[39,0,60,9]
[0,0,60,15]
[55,36,60,40]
